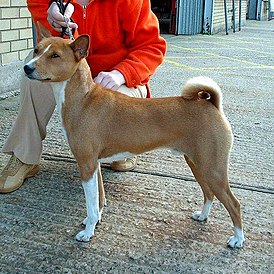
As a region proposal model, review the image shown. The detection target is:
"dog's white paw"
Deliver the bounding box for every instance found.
[227,227,245,248]
[192,211,208,222]
[75,229,93,242]
[227,235,244,248]
[227,229,245,248]
[192,200,212,222]
[76,216,98,242]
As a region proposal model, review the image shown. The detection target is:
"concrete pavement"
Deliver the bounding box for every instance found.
[0,20,273,273]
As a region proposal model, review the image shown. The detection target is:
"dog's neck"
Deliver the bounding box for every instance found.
[50,59,96,133]
[50,59,95,103]
[67,59,95,96]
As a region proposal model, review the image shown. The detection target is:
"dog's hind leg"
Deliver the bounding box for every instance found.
[208,179,244,248]
[184,155,214,222]
[186,154,244,248]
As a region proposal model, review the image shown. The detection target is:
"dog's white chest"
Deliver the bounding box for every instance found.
[50,81,69,144]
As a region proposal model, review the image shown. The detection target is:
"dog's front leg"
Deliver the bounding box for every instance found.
[76,170,99,242]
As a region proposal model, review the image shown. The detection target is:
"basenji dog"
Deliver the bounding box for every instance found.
[23,26,244,248]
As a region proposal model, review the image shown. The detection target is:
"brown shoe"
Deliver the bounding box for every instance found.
[0,155,40,193]
[110,157,137,172]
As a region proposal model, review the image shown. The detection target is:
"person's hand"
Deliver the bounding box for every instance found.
[47,2,78,33]
[94,70,126,90]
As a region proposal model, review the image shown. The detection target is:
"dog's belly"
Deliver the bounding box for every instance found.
[98,152,136,163]
[98,148,182,164]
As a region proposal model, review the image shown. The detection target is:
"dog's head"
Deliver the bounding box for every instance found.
[24,23,90,82]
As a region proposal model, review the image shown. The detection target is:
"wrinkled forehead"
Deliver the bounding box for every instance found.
[37,37,72,53]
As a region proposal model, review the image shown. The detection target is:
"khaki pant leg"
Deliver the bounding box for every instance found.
[117,85,147,98]
[1,75,55,165]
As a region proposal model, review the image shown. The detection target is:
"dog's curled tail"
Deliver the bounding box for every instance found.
[182,76,224,115]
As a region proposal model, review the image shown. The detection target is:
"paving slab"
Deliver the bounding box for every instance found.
[0,20,273,273]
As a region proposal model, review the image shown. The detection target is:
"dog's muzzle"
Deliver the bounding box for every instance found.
[23,64,51,81]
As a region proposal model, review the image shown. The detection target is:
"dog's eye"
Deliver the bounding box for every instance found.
[33,48,38,54]
[51,53,60,58]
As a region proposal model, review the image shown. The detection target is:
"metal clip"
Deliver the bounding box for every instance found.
[63,15,74,40]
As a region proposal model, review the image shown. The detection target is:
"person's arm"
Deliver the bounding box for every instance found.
[113,0,167,88]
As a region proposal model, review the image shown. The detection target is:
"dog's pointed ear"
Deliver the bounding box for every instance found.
[37,22,52,39]
[70,35,90,61]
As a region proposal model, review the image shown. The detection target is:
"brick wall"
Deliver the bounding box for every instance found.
[0,0,33,66]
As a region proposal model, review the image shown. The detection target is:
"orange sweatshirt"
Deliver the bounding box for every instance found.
[27,0,167,96]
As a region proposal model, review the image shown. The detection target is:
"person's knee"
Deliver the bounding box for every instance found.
[117,85,147,98]
[19,73,54,105]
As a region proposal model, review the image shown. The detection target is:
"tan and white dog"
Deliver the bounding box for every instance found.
[23,28,244,248]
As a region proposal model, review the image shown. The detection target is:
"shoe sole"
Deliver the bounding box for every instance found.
[110,163,137,172]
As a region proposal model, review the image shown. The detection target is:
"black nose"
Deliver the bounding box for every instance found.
[24,65,35,75]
